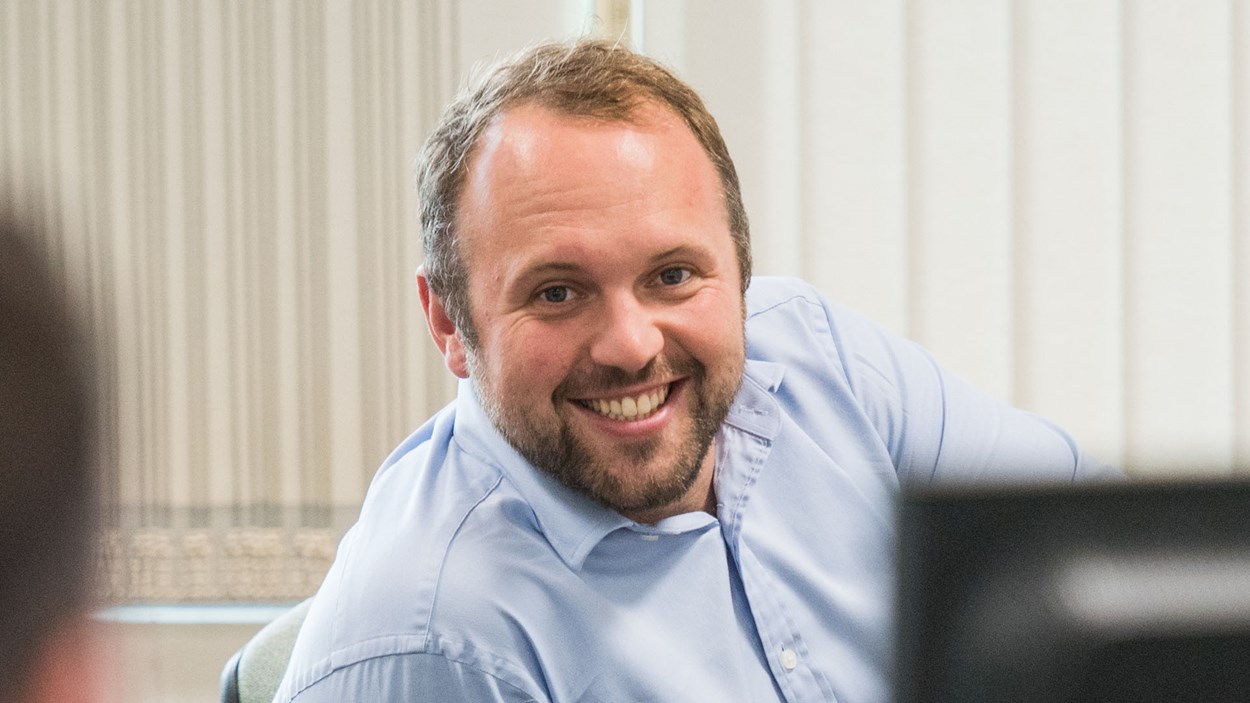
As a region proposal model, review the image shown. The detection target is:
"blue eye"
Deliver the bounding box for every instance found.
[541,286,570,303]
[658,268,691,286]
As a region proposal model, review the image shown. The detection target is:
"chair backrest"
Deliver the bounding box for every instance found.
[220,598,313,703]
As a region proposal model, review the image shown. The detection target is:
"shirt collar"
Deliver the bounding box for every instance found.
[453,379,632,571]
[450,359,785,571]
[724,359,785,440]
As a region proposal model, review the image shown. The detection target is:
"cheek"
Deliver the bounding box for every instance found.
[491,326,581,391]
[682,296,745,356]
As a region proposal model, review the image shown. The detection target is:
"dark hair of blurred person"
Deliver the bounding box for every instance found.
[0,211,107,703]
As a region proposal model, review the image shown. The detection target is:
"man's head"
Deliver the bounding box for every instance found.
[417,38,751,346]
[416,40,751,524]
[0,213,102,701]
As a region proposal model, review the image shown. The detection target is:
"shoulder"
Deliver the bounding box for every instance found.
[744,277,837,360]
[744,275,828,317]
[743,276,889,381]
[744,275,927,385]
[279,407,558,699]
[745,276,896,344]
[738,277,939,462]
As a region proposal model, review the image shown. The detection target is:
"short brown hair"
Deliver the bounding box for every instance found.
[416,38,751,346]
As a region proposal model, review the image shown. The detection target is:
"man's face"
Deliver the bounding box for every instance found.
[450,102,746,524]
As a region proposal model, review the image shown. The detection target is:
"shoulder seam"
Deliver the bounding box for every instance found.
[422,471,507,641]
[746,290,824,322]
[288,647,541,702]
[749,288,849,386]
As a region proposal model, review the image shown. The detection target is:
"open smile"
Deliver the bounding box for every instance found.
[573,382,675,422]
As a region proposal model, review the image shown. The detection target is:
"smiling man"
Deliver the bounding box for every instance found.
[275,40,1115,703]
[437,100,745,526]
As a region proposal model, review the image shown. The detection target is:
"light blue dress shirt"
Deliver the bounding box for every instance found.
[275,276,1115,703]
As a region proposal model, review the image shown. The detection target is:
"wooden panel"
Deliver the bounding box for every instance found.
[755,1,805,277]
[1236,0,1250,471]
[161,0,192,510]
[355,0,432,480]
[81,0,123,512]
[393,2,449,447]
[324,0,365,506]
[1123,0,1235,474]
[250,0,283,509]
[639,0,688,68]
[410,1,462,427]
[801,0,908,333]
[671,0,804,277]
[271,0,303,507]
[0,1,15,202]
[354,0,386,490]
[906,0,1014,400]
[52,1,89,317]
[455,0,587,70]
[105,0,145,509]
[194,0,229,509]
[1012,0,1125,464]
[292,0,335,511]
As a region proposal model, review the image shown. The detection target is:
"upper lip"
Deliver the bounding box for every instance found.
[569,379,678,402]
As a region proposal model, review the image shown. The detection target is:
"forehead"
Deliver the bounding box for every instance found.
[457,101,722,228]
[453,101,733,292]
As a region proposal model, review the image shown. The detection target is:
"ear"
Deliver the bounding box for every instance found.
[417,268,470,379]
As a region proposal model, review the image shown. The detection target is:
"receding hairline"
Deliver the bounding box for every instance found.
[450,97,738,264]
[417,37,753,344]
[460,96,717,187]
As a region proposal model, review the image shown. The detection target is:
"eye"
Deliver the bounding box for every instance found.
[657,267,691,286]
[539,285,572,304]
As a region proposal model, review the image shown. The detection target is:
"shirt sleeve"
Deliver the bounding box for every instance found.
[284,651,545,703]
[819,295,1120,485]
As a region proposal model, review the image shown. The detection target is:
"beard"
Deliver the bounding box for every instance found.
[472,349,744,519]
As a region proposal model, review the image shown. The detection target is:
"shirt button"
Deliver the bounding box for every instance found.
[780,649,798,671]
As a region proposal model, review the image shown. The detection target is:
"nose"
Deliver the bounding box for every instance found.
[588,293,664,374]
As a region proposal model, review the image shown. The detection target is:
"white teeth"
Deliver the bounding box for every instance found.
[582,386,669,421]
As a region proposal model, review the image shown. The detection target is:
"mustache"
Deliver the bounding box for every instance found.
[555,356,702,400]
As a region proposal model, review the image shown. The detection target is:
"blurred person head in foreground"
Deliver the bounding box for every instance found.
[0,210,106,703]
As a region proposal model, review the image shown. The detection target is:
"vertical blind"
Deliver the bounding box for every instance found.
[2,0,461,601]
[1,0,1246,601]
[650,0,1250,476]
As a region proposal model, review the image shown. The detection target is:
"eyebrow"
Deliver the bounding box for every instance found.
[516,261,586,279]
[512,243,715,285]
[647,245,708,264]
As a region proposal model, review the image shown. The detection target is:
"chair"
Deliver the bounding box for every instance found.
[220,598,313,703]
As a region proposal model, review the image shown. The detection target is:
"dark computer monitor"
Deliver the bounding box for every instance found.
[895,479,1250,703]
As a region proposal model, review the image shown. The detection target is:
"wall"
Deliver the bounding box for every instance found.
[3,0,1246,700]
[1,0,582,604]
[2,0,1248,598]
[646,0,1250,475]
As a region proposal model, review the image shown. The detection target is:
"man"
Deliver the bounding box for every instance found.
[276,39,1114,702]
[1,213,109,702]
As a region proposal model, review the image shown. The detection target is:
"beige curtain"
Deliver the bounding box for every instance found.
[647,0,1250,475]
[2,0,461,602]
[4,0,1248,601]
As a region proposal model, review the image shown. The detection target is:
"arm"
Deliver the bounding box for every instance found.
[822,297,1119,485]
[284,651,544,703]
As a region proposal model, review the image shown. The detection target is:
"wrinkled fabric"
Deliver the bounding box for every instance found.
[275,277,1116,703]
